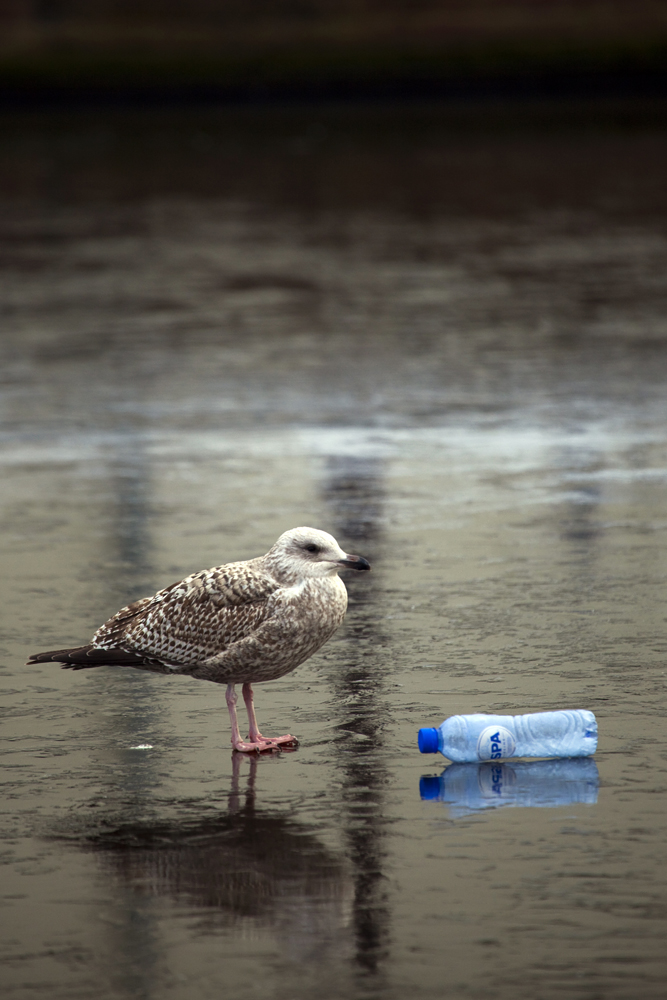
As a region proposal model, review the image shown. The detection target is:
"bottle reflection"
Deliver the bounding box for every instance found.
[420,758,599,818]
[86,754,351,961]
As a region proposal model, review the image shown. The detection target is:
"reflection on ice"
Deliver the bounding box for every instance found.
[420,758,599,817]
[79,755,351,961]
[321,455,391,982]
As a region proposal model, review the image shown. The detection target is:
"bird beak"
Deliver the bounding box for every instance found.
[338,554,371,571]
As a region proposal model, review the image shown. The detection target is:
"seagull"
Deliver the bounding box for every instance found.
[27,527,371,753]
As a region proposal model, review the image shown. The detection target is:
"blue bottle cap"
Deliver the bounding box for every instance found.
[419,776,442,800]
[418,727,439,753]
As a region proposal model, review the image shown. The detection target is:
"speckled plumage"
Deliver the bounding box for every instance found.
[28,527,371,752]
[91,558,349,684]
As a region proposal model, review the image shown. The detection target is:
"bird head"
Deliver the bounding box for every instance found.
[265,527,371,581]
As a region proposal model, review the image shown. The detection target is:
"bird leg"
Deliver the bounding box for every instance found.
[226,683,265,753]
[243,682,298,751]
[225,683,298,753]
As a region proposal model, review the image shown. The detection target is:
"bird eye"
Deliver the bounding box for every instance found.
[304,543,320,553]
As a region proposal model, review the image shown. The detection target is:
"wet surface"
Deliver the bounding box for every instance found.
[2,103,667,999]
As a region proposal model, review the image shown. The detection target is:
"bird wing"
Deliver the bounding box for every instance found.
[92,561,281,667]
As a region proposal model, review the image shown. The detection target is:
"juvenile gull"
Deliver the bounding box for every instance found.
[27,527,371,752]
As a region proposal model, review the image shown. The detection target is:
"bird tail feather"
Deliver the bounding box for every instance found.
[27,645,148,669]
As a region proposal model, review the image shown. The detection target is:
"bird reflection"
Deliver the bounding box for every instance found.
[321,455,391,983]
[84,754,351,959]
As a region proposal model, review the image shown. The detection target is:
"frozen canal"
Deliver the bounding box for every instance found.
[2,103,667,999]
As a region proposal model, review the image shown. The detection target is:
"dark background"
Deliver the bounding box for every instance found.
[1,0,666,102]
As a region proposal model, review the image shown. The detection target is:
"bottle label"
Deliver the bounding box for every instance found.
[477,725,516,761]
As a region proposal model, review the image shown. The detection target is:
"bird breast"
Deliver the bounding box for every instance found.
[272,574,348,630]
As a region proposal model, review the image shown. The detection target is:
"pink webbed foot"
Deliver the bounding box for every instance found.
[256,732,299,750]
[233,733,299,755]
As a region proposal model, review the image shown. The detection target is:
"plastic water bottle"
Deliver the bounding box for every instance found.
[418,709,597,762]
[419,758,599,817]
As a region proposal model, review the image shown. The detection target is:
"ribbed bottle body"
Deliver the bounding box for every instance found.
[430,709,597,762]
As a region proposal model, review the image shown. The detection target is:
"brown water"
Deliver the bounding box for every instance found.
[2,103,667,1000]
